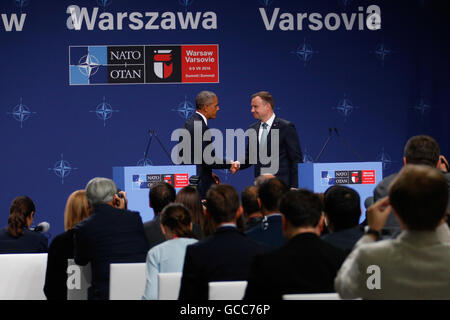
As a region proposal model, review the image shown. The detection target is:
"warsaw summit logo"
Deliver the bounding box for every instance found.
[69,44,218,85]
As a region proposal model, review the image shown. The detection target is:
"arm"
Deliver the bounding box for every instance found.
[285,123,303,188]
[143,249,159,300]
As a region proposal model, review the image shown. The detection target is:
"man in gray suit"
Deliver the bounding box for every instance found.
[335,164,450,299]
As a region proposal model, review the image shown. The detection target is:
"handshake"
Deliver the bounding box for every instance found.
[230,161,240,174]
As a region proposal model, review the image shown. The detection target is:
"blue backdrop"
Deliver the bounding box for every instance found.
[1,0,449,241]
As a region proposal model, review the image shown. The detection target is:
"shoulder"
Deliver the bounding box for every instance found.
[274,117,294,128]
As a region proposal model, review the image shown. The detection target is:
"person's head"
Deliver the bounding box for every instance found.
[85,177,118,208]
[205,184,241,225]
[323,186,361,232]
[254,173,275,187]
[64,190,93,231]
[195,90,219,119]
[280,189,324,238]
[175,186,204,225]
[149,182,176,215]
[160,203,196,240]
[7,196,36,238]
[403,135,440,167]
[258,178,289,214]
[251,91,274,123]
[389,164,448,231]
[241,186,260,218]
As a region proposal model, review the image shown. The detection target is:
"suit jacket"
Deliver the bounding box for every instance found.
[244,233,346,300]
[321,226,365,253]
[181,112,230,198]
[44,229,75,300]
[240,116,303,188]
[335,230,450,299]
[245,214,286,249]
[0,227,48,254]
[143,214,166,250]
[178,226,269,300]
[73,204,149,300]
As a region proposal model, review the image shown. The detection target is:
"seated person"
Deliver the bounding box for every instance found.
[335,165,450,299]
[241,186,263,231]
[321,186,364,252]
[0,196,48,254]
[174,186,204,239]
[244,189,346,300]
[178,184,269,300]
[44,190,93,300]
[73,177,149,300]
[142,203,198,300]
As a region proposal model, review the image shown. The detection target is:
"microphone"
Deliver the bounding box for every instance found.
[334,128,363,161]
[314,128,333,162]
[33,222,50,233]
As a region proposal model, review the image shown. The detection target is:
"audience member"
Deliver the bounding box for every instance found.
[143,182,176,249]
[241,186,263,230]
[143,204,198,300]
[0,196,48,254]
[373,135,450,236]
[244,189,346,299]
[245,178,288,248]
[335,165,450,299]
[254,173,275,187]
[321,186,364,252]
[44,190,93,300]
[174,185,204,239]
[73,177,149,300]
[178,184,268,300]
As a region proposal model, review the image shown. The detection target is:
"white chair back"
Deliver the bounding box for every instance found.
[157,272,182,300]
[66,259,91,300]
[282,293,342,300]
[208,281,248,300]
[0,253,47,300]
[109,263,146,300]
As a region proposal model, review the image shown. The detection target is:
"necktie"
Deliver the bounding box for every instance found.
[260,122,269,147]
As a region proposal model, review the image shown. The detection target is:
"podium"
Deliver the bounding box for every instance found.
[298,162,383,223]
[113,165,197,222]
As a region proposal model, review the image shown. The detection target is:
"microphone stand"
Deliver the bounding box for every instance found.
[334,128,363,161]
[314,128,333,162]
[142,129,173,166]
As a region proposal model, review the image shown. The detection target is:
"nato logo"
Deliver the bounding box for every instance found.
[7,97,36,128]
[321,171,335,186]
[14,0,30,10]
[374,42,391,67]
[292,38,318,66]
[302,149,314,163]
[412,97,431,117]
[89,96,119,127]
[259,0,275,7]
[376,148,395,170]
[333,94,359,120]
[172,96,196,119]
[70,46,108,85]
[179,0,194,11]
[48,154,77,184]
[96,0,113,10]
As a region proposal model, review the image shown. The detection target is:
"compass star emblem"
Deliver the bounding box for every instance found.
[7,97,36,128]
[376,148,395,170]
[172,96,196,119]
[333,95,359,119]
[90,96,119,127]
[412,98,431,116]
[292,38,318,66]
[48,154,77,184]
[78,54,100,78]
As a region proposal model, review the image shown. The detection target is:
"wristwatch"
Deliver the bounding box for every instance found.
[364,226,380,240]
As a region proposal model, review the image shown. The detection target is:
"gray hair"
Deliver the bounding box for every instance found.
[85,177,118,207]
[195,91,216,110]
[254,174,276,187]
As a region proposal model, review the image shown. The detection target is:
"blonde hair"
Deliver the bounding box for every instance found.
[64,190,92,231]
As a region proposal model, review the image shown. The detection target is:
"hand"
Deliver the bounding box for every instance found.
[230,161,240,174]
[366,196,392,232]
[439,155,449,173]
[113,191,128,209]
[212,172,221,184]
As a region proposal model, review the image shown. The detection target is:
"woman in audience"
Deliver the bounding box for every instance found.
[142,203,198,300]
[0,196,48,253]
[43,190,92,300]
[174,186,205,238]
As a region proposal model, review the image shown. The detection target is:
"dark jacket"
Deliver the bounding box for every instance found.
[181,112,229,198]
[244,233,346,300]
[179,226,269,300]
[240,116,303,188]
[73,204,149,300]
[0,227,48,254]
[43,229,75,300]
[143,214,166,250]
[245,215,286,249]
[321,226,364,253]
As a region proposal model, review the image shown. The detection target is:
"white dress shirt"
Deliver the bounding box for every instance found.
[258,113,276,143]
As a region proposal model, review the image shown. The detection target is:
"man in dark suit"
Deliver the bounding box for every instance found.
[143,181,175,249]
[236,91,303,188]
[179,91,238,198]
[178,184,268,300]
[245,178,289,248]
[73,177,149,300]
[244,189,346,300]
